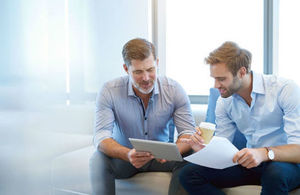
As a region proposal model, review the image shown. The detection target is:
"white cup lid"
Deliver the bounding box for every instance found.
[199,122,216,130]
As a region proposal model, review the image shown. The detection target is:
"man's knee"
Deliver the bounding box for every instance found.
[89,150,103,166]
[91,150,138,179]
[179,164,191,187]
[89,151,114,195]
[179,164,207,188]
[168,162,188,195]
[89,151,111,172]
[261,162,291,190]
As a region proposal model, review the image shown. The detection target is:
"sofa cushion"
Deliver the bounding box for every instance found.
[116,172,171,195]
[205,88,220,124]
[223,185,300,195]
[51,146,94,194]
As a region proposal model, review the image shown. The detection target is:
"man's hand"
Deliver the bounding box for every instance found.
[156,158,167,164]
[127,149,154,168]
[233,148,267,169]
[180,127,205,152]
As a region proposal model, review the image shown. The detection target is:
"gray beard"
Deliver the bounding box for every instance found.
[130,77,155,94]
[132,82,154,94]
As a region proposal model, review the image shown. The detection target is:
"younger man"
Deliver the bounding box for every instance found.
[180,41,300,195]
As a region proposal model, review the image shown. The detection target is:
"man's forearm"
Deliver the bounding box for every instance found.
[271,144,300,163]
[98,138,131,161]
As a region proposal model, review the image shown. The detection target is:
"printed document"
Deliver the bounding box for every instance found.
[184,136,239,169]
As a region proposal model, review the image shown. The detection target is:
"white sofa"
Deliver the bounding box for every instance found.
[50,104,300,195]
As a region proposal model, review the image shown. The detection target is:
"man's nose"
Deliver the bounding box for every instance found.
[214,79,221,88]
[142,72,150,81]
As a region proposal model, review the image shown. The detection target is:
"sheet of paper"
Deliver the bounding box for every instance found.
[184,136,239,169]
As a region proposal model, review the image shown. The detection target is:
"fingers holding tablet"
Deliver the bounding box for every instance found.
[128,148,154,168]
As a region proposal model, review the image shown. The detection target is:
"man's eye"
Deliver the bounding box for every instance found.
[134,71,143,74]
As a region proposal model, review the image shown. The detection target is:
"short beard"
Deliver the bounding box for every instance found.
[133,82,154,94]
[226,76,242,97]
[130,76,155,95]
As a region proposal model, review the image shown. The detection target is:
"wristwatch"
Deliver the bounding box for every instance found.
[265,147,275,160]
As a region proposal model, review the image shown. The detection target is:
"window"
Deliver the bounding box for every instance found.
[1,0,152,108]
[164,0,263,95]
[278,0,300,85]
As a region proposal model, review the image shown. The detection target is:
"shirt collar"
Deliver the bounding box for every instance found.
[153,80,159,95]
[232,71,265,99]
[127,77,135,96]
[251,71,265,95]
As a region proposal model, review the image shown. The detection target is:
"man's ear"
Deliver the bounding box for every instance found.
[239,67,247,78]
[156,58,159,67]
[123,64,129,74]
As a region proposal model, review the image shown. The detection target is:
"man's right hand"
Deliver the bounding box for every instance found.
[127,149,154,168]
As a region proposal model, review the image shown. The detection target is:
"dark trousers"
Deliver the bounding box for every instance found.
[179,161,300,195]
[89,150,189,195]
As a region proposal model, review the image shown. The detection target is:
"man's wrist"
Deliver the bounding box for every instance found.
[264,147,275,161]
[124,148,132,162]
[176,140,191,154]
[260,147,270,162]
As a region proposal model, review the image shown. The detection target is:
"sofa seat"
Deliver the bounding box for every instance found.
[223,185,300,195]
[51,146,94,194]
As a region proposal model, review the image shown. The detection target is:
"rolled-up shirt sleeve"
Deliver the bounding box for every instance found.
[215,97,237,142]
[279,81,300,144]
[172,81,196,137]
[93,85,115,149]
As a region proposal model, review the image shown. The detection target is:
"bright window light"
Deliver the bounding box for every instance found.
[166,0,263,95]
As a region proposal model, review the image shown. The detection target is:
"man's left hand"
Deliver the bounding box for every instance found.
[233,148,267,169]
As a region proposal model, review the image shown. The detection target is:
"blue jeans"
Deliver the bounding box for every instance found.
[179,162,300,195]
[89,150,189,195]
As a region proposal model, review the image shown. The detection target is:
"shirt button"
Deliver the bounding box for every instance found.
[145,132,148,135]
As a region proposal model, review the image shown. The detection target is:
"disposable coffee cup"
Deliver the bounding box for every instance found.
[199,122,216,144]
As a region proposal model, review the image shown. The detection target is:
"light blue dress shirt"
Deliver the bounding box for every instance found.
[215,72,300,148]
[93,76,195,148]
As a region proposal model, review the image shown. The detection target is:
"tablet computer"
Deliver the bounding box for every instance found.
[129,138,183,162]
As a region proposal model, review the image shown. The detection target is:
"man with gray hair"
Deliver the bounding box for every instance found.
[90,38,195,195]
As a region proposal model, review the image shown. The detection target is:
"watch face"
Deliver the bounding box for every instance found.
[268,150,275,160]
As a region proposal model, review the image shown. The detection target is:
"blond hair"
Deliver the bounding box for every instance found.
[205,41,252,75]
